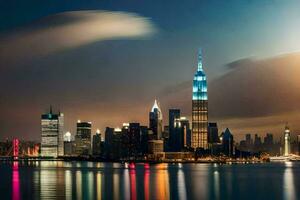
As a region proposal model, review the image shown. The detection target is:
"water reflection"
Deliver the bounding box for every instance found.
[155,164,170,200]
[283,162,296,200]
[130,167,137,200]
[87,171,94,199]
[76,170,82,200]
[65,170,72,200]
[192,164,208,199]
[5,161,300,200]
[12,162,20,200]
[96,172,102,200]
[213,171,220,200]
[144,164,150,200]
[177,168,187,200]
[124,168,130,200]
[40,162,57,199]
[113,172,120,200]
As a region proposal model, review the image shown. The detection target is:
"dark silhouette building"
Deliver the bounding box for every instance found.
[221,128,234,156]
[208,122,219,144]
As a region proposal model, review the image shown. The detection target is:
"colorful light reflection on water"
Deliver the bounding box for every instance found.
[0,161,299,200]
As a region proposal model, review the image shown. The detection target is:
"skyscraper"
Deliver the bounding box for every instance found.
[41,106,64,157]
[284,125,291,156]
[208,122,219,144]
[169,109,180,151]
[220,128,234,157]
[173,117,191,151]
[75,121,92,156]
[92,129,102,156]
[149,99,163,139]
[192,49,208,149]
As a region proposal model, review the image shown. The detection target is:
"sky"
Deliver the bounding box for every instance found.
[1,0,300,142]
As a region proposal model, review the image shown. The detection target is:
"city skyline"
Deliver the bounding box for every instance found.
[1,1,300,141]
[2,2,300,200]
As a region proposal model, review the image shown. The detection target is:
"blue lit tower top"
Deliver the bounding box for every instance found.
[193,49,207,100]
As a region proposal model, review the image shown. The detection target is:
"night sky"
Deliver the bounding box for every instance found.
[1,0,300,141]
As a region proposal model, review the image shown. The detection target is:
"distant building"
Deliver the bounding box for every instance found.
[41,106,64,157]
[149,100,163,139]
[128,123,141,157]
[264,133,273,146]
[220,128,234,156]
[63,131,73,156]
[284,125,291,156]
[108,127,123,159]
[245,134,252,147]
[171,117,191,151]
[148,140,164,154]
[208,122,219,144]
[169,109,180,151]
[75,121,92,156]
[180,117,191,148]
[192,49,208,150]
[104,127,115,158]
[254,134,262,147]
[92,129,102,156]
[140,126,149,155]
[163,125,169,138]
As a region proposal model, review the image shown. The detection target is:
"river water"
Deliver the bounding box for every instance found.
[0,161,299,200]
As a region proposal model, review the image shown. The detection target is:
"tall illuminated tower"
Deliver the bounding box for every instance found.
[284,124,291,156]
[192,49,208,149]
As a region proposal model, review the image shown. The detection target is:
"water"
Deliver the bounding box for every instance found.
[1,161,300,200]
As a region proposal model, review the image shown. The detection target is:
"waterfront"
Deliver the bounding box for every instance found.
[0,161,300,200]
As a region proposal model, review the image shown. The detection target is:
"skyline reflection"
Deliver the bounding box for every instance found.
[2,161,300,200]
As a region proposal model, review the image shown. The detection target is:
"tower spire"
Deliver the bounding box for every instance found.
[50,105,53,114]
[197,48,203,71]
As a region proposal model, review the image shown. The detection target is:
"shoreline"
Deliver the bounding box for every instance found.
[0,156,270,164]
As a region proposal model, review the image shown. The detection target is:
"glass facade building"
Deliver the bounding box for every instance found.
[192,49,208,149]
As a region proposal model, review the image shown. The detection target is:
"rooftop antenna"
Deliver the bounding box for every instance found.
[198,48,203,71]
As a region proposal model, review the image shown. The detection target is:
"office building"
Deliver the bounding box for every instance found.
[192,49,208,150]
[208,122,219,144]
[75,121,92,156]
[169,109,180,151]
[92,129,102,156]
[41,106,64,157]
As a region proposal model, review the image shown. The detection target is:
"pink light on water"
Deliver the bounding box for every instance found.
[12,162,20,200]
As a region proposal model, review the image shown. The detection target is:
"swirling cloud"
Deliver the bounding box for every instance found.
[0,10,156,67]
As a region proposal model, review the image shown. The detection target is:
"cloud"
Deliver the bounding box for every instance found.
[209,52,300,119]
[0,10,156,67]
